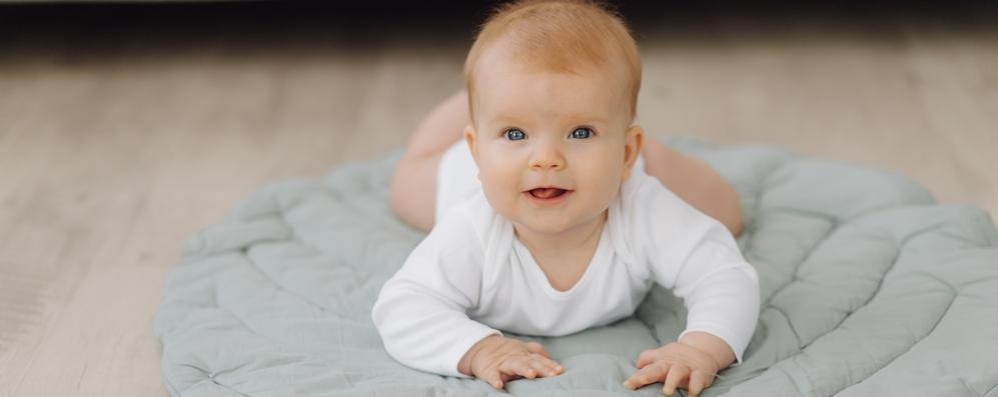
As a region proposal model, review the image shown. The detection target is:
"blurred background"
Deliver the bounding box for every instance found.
[1,1,995,395]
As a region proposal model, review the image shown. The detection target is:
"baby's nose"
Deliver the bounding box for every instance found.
[529,149,565,170]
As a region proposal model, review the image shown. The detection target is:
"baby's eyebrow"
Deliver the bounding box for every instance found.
[491,113,609,127]
[563,115,608,125]
[491,114,528,126]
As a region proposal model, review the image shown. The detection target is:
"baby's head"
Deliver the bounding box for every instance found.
[464,0,642,123]
[462,0,645,236]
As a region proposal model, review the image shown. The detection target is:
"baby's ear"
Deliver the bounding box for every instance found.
[463,124,478,163]
[622,125,644,181]
[463,125,483,182]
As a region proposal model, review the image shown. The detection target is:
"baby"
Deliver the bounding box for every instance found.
[373,1,759,396]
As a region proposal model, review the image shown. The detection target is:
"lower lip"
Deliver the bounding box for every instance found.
[523,190,573,206]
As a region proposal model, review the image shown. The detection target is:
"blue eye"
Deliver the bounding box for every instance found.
[570,127,593,139]
[505,129,526,141]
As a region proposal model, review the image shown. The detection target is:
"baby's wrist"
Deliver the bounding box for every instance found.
[458,334,502,376]
[678,331,735,370]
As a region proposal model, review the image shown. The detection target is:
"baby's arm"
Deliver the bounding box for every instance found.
[624,179,760,396]
[372,214,499,377]
[372,208,563,385]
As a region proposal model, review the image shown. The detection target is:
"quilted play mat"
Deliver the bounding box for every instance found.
[154,138,998,396]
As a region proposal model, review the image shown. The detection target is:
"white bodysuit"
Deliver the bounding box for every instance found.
[372,142,760,378]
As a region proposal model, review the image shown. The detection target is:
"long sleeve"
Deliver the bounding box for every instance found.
[630,177,760,363]
[371,209,501,377]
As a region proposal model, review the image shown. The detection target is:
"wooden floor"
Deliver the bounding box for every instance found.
[1,5,995,396]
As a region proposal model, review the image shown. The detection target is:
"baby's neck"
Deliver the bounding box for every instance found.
[514,211,607,262]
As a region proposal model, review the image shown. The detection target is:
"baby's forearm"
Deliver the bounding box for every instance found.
[678,331,736,370]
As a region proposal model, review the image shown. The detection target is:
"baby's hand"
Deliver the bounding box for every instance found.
[458,335,564,390]
[622,342,722,397]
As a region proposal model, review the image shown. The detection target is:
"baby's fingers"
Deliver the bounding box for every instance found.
[662,365,691,396]
[523,342,550,358]
[635,349,658,369]
[479,367,505,390]
[500,356,542,380]
[623,362,669,390]
[527,355,563,377]
[686,370,714,397]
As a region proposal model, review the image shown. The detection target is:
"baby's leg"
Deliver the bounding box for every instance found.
[641,138,744,236]
[390,91,469,232]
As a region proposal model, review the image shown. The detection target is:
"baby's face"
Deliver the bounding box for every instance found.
[465,54,642,236]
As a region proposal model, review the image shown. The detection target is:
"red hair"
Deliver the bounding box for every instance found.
[464,0,642,121]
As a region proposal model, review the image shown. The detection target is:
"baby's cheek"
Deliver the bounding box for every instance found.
[479,174,517,211]
[589,172,624,203]
[480,169,510,192]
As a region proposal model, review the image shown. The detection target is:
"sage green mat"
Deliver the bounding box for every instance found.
[154,138,998,396]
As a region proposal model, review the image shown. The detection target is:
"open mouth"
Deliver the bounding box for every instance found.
[527,187,570,200]
[529,187,567,199]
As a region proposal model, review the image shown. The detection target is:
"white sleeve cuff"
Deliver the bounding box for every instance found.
[678,323,749,365]
[438,323,503,378]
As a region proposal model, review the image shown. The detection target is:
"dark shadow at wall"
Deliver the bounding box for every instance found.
[1,1,996,50]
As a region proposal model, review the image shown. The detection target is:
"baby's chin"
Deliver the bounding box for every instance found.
[512,219,574,236]
[510,211,606,237]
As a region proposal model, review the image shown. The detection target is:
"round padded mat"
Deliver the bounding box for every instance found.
[154,138,998,396]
